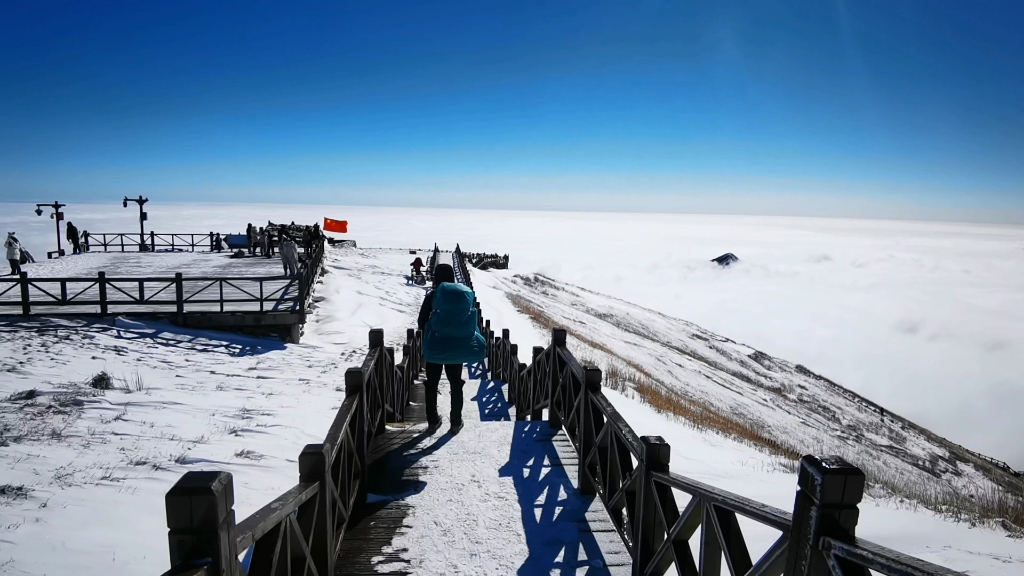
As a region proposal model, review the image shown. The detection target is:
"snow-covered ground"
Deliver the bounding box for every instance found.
[0,248,424,574]
[0,246,1021,574]
[0,206,1021,574]
[3,203,1021,470]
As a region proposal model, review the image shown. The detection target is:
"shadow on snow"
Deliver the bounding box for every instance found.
[477,377,614,575]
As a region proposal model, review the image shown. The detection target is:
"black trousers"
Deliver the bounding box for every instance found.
[424,362,464,425]
[8,259,19,275]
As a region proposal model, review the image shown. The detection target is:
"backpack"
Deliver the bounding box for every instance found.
[422,283,486,365]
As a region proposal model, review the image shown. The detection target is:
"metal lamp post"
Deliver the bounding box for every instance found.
[123,196,150,252]
[34,201,67,257]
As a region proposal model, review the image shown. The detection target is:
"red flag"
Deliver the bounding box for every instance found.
[323,218,348,234]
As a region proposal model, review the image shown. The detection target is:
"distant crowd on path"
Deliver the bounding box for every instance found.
[5,232,36,276]
[416,263,487,435]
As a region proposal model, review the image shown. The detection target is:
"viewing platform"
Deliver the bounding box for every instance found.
[0,231,326,342]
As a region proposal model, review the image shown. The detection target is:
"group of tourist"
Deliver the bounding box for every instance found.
[239,222,323,277]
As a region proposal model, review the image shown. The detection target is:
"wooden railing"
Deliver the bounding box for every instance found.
[86,232,216,253]
[161,327,422,576]
[426,243,441,281]
[485,323,966,576]
[0,239,325,319]
[452,244,473,289]
[463,251,509,271]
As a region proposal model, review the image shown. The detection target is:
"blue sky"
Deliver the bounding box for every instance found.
[2,1,1023,221]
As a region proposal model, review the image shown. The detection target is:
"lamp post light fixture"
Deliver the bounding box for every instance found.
[34,201,67,257]
[123,195,150,252]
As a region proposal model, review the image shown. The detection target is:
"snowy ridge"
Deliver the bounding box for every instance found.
[483,271,1024,520]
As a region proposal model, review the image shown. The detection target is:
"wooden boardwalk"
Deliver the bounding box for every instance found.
[334,376,631,575]
[335,383,426,575]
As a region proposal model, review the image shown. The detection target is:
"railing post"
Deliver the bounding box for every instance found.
[165,471,238,576]
[784,455,866,576]
[369,329,386,435]
[548,328,567,428]
[175,272,184,320]
[634,436,670,576]
[98,271,108,315]
[384,346,396,420]
[579,367,601,496]
[529,346,544,421]
[19,272,30,316]
[345,367,369,507]
[150,230,155,252]
[298,443,333,576]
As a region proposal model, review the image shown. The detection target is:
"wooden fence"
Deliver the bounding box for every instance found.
[161,327,423,576]
[0,239,325,320]
[86,232,217,253]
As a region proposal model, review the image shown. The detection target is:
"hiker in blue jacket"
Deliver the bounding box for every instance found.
[417,263,486,434]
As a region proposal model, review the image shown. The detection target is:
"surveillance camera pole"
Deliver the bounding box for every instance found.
[123,196,150,252]
[34,201,67,256]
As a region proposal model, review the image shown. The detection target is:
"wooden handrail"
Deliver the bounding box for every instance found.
[159,326,422,576]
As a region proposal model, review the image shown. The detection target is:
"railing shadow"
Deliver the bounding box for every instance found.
[483,383,612,575]
[0,317,286,357]
[353,428,454,521]
[472,372,511,422]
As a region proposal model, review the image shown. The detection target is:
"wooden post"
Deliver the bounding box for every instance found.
[298,443,333,576]
[98,271,108,315]
[529,346,544,421]
[634,436,670,576]
[150,230,155,252]
[579,367,601,496]
[19,272,30,316]
[548,328,567,428]
[165,471,238,576]
[59,280,67,305]
[345,367,369,507]
[784,455,867,576]
[175,272,184,320]
[384,346,396,422]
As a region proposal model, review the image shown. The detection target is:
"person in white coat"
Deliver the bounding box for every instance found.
[280,239,300,276]
[5,232,22,275]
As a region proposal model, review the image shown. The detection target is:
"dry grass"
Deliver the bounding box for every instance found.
[508,292,799,459]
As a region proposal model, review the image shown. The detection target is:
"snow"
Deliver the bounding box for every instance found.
[0,248,422,574]
[0,204,1022,574]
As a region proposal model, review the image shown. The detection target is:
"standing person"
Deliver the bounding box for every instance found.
[280,238,299,276]
[66,221,82,255]
[302,227,312,255]
[5,233,21,275]
[81,230,90,252]
[213,233,224,253]
[417,263,486,433]
[266,228,275,257]
[258,227,268,257]
[246,223,256,255]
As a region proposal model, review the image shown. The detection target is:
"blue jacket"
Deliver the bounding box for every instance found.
[421,283,486,365]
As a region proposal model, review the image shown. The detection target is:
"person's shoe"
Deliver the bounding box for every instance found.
[427,416,443,432]
[448,419,464,435]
